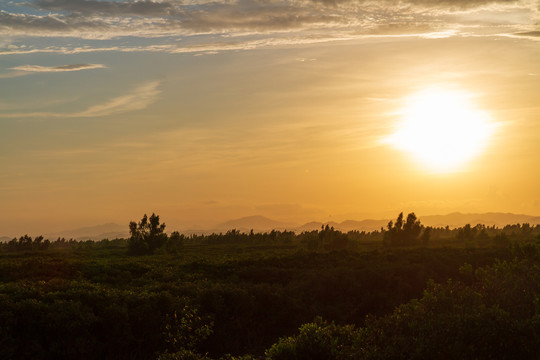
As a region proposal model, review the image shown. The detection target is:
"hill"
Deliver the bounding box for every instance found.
[44,223,128,241]
[213,215,297,233]
[4,212,540,240]
[419,212,540,228]
[214,212,540,234]
[0,236,12,243]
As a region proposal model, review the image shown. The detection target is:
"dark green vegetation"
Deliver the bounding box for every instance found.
[1,213,540,359]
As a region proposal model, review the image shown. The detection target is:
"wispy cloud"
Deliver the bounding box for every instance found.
[0,63,106,78]
[0,34,360,56]
[310,0,522,9]
[0,10,111,37]
[34,0,178,17]
[78,81,160,117]
[0,81,161,118]
[11,63,106,72]
[509,30,540,40]
[0,0,537,53]
[0,70,29,79]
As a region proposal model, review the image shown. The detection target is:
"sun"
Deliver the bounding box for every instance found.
[386,87,495,173]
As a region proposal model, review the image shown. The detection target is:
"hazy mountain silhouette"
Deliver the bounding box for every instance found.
[419,212,540,228]
[214,215,297,233]
[215,212,540,233]
[44,223,128,240]
[296,221,348,232]
[296,219,389,232]
[3,212,540,240]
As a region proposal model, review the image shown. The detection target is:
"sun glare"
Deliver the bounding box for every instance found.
[386,87,495,173]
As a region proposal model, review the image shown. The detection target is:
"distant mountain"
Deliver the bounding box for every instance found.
[204,217,386,234]
[296,221,348,232]
[215,212,540,234]
[4,212,539,241]
[0,236,13,243]
[419,212,540,228]
[44,223,128,241]
[295,221,328,232]
[296,219,387,232]
[339,219,389,231]
[214,215,298,233]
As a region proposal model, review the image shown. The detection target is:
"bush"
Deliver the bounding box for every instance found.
[265,317,361,360]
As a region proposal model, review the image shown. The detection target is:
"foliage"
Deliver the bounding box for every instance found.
[356,256,540,359]
[158,304,214,360]
[1,219,540,359]
[2,217,539,255]
[265,317,361,360]
[164,231,185,254]
[383,212,429,247]
[158,349,213,360]
[264,248,540,360]
[128,213,167,254]
[2,235,50,252]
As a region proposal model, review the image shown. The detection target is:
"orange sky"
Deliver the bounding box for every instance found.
[1,0,539,235]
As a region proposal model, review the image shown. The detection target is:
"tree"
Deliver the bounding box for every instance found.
[319,225,350,251]
[358,258,540,360]
[265,317,361,360]
[383,212,426,247]
[128,213,167,255]
[158,305,213,360]
[164,231,184,254]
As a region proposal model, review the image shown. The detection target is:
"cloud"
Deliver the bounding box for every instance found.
[177,2,342,33]
[0,0,537,51]
[79,81,161,117]
[513,30,540,37]
[34,0,177,17]
[0,10,111,35]
[0,71,29,79]
[309,0,524,10]
[502,29,540,40]
[0,3,346,38]
[0,34,359,56]
[0,81,161,118]
[33,0,528,16]
[0,63,106,78]
[10,63,106,72]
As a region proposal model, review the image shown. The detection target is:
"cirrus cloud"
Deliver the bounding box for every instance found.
[34,0,178,17]
[0,0,537,53]
[11,63,107,72]
[0,81,161,118]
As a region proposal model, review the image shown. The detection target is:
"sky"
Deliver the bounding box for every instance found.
[1,0,539,235]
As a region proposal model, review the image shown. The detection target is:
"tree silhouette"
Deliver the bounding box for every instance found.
[128,213,167,255]
[384,212,427,246]
[164,231,184,254]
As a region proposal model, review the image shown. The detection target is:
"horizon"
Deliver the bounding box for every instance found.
[1,0,540,236]
[3,210,540,239]
[5,206,540,237]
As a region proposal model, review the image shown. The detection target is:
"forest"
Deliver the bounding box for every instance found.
[1,213,539,359]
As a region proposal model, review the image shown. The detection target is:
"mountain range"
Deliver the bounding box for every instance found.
[43,223,129,241]
[175,212,540,235]
[2,212,540,241]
